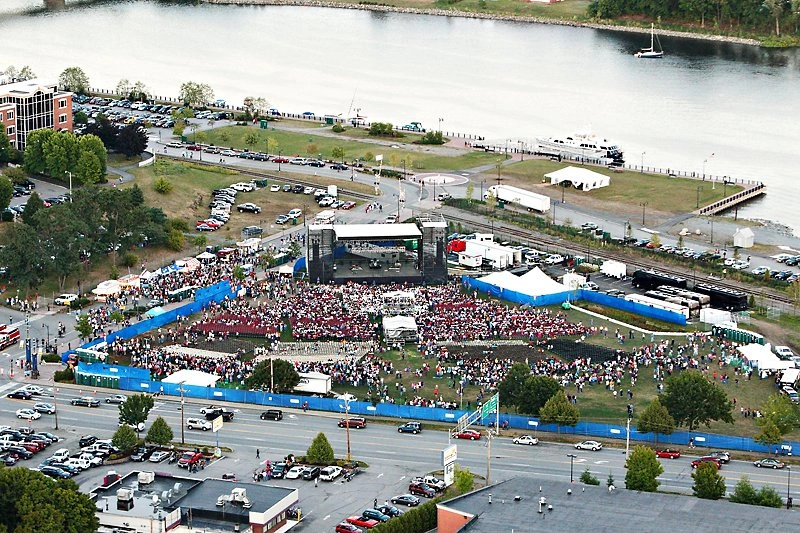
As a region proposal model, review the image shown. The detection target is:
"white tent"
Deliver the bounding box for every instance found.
[91,280,122,301]
[236,238,262,252]
[733,227,754,249]
[176,257,201,272]
[196,251,217,263]
[600,260,626,279]
[738,343,794,371]
[117,274,141,288]
[383,315,418,342]
[562,272,586,290]
[162,369,220,388]
[700,308,733,325]
[518,268,571,297]
[779,368,800,385]
[545,166,611,191]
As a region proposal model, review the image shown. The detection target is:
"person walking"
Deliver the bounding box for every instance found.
[314,476,318,488]
[256,448,260,459]
[374,498,378,509]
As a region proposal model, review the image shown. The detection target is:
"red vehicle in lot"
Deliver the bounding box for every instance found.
[655,449,681,459]
[272,156,290,164]
[451,429,481,441]
[408,482,436,498]
[186,144,202,151]
[691,456,721,469]
[178,451,205,469]
[345,516,379,529]
[341,201,356,210]
[335,523,362,533]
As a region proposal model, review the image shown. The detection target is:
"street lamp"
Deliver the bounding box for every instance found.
[52,383,59,430]
[42,323,50,350]
[567,453,577,483]
[787,465,792,509]
[278,150,282,172]
[343,395,352,462]
[696,186,703,209]
[519,140,525,161]
[438,117,443,133]
[64,171,72,202]
[640,151,645,173]
[640,202,648,226]
[179,382,186,444]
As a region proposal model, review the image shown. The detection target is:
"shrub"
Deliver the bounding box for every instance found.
[153,176,173,194]
[42,353,61,363]
[54,365,75,383]
[420,131,444,145]
[168,218,190,232]
[166,228,185,251]
[1,210,14,222]
[580,467,600,485]
[120,251,139,268]
[332,124,344,133]
[306,432,335,464]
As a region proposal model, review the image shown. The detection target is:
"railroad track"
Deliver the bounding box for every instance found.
[445,213,794,307]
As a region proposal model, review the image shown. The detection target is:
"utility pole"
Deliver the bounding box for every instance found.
[344,396,352,462]
[179,382,186,444]
[270,357,274,392]
[53,382,59,430]
[486,430,492,486]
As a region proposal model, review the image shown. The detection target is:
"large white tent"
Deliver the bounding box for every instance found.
[478,268,569,298]
[545,166,611,191]
[738,343,794,372]
[91,280,122,301]
[162,369,220,388]
[383,315,418,342]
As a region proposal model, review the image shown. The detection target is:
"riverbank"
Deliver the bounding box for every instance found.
[202,0,762,46]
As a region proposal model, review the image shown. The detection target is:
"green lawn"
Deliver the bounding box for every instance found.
[199,125,500,172]
[495,159,742,214]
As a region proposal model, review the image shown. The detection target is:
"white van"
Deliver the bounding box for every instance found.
[50,448,71,462]
[65,457,91,471]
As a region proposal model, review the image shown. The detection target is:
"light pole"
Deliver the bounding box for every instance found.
[64,171,72,201]
[343,395,352,462]
[788,465,792,509]
[696,186,703,209]
[519,140,525,161]
[52,383,59,430]
[640,202,648,226]
[42,323,50,350]
[708,215,714,245]
[179,381,186,444]
[438,117,443,133]
[640,151,645,173]
[278,150,282,172]
[567,453,577,483]
[480,179,485,202]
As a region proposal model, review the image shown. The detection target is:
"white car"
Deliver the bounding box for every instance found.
[166,141,182,148]
[65,457,92,471]
[544,254,565,265]
[105,394,128,404]
[575,440,603,451]
[16,408,41,420]
[187,418,212,431]
[78,452,104,467]
[287,208,302,219]
[33,402,56,414]
[270,184,281,192]
[54,293,78,305]
[385,214,397,224]
[285,465,305,479]
[289,157,308,165]
[751,266,769,276]
[20,384,44,395]
[320,465,343,481]
[513,435,539,446]
[231,182,255,192]
[149,450,171,463]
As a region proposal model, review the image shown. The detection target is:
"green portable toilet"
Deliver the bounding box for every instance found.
[325,117,335,125]
[181,135,188,143]
[259,119,268,129]
[292,217,298,226]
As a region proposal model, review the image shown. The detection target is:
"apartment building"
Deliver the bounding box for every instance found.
[0,79,73,150]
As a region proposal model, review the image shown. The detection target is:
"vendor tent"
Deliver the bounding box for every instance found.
[464,268,572,307]
[117,274,141,288]
[176,257,201,272]
[518,268,572,296]
[145,306,166,318]
[383,315,418,342]
[196,251,217,264]
[562,272,586,290]
[161,369,220,388]
[738,343,794,372]
[600,260,626,279]
[545,166,611,191]
[779,368,800,386]
[91,280,122,301]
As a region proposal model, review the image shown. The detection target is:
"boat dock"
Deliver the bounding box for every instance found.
[697,181,766,216]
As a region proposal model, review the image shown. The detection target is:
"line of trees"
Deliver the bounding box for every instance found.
[23,129,107,185]
[588,0,800,37]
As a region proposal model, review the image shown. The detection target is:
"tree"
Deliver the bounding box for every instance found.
[112,424,138,452]
[730,476,759,505]
[0,467,99,533]
[118,393,155,430]
[454,464,474,493]
[244,358,300,393]
[580,467,600,485]
[624,445,663,492]
[757,486,783,508]
[146,416,174,446]
[75,315,92,340]
[649,232,661,248]
[74,151,102,185]
[497,362,530,411]
[636,397,675,443]
[763,0,785,35]
[331,146,345,161]
[2,166,25,185]
[58,67,90,94]
[17,66,36,81]
[758,393,800,437]
[179,81,214,108]
[692,461,726,500]
[754,419,782,447]
[116,78,132,97]
[465,182,474,202]
[0,219,45,296]
[660,371,734,430]
[0,130,11,164]
[23,128,54,175]
[244,132,259,150]
[306,432,335,464]
[116,124,148,158]
[538,392,579,429]
[518,375,562,416]
[0,176,13,211]
[33,206,87,291]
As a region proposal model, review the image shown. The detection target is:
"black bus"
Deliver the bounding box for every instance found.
[631,269,688,291]
[692,283,748,311]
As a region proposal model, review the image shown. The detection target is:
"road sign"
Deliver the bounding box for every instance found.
[481,393,499,418]
[211,415,224,433]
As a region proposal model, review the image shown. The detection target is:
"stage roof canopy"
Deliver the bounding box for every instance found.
[319,223,423,240]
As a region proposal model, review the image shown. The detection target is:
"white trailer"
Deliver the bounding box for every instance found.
[458,253,483,268]
[600,259,626,279]
[484,185,550,213]
[327,185,338,198]
[464,240,515,269]
[314,210,336,224]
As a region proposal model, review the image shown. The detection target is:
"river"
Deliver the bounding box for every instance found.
[3,0,800,232]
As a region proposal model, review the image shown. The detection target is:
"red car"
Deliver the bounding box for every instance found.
[408,482,436,498]
[272,157,290,164]
[338,417,366,429]
[335,523,363,533]
[186,144,202,151]
[691,456,721,469]
[655,449,681,459]
[178,451,205,469]
[345,516,379,529]
[452,429,481,440]
[341,201,356,210]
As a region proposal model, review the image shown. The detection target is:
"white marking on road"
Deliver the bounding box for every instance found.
[289,414,297,419]
[324,514,330,521]
[399,475,406,481]
[594,461,610,464]
[377,473,383,479]
[574,458,587,463]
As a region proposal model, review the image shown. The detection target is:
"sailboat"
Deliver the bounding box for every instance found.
[634,23,663,59]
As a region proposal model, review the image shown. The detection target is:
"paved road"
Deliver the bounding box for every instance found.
[1,389,796,529]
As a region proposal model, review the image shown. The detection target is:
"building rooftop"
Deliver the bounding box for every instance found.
[0,79,58,97]
[439,477,800,533]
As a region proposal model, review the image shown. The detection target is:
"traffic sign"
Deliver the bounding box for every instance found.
[211,415,224,433]
[481,393,499,418]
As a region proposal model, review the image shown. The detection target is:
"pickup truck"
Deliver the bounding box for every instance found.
[204,409,235,421]
[412,475,445,492]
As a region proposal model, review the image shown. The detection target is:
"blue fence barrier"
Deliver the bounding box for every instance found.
[579,290,687,325]
[70,366,795,455]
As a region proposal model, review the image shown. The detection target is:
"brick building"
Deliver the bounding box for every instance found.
[0,79,73,150]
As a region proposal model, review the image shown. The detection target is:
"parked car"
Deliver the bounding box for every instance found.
[361,509,390,523]
[408,482,436,498]
[149,450,171,463]
[70,397,100,407]
[40,465,72,479]
[270,184,281,192]
[345,516,379,529]
[131,446,155,462]
[655,449,681,459]
[285,465,305,479]
[178,451,205,469]
[338,417,366,429]
[341,201,356,210]
[287,208,302,219]
[544,254,565,265]
[320,465,343,481]
[301,466,321,480]
[754,458,786,469]
[691,456,721,469]
[78,435,97,448]
[390,494,421,507]
[513,435,539,446]
[376,504,403,518]
[398,422,422,434]
[335,523,363,533]
[54,293,78,305]
[237,203,261,213]
[575,440,603,451]
[451,429,481,440]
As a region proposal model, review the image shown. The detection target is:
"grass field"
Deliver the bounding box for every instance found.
[199,124,501,172]
[491,159,742,215]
